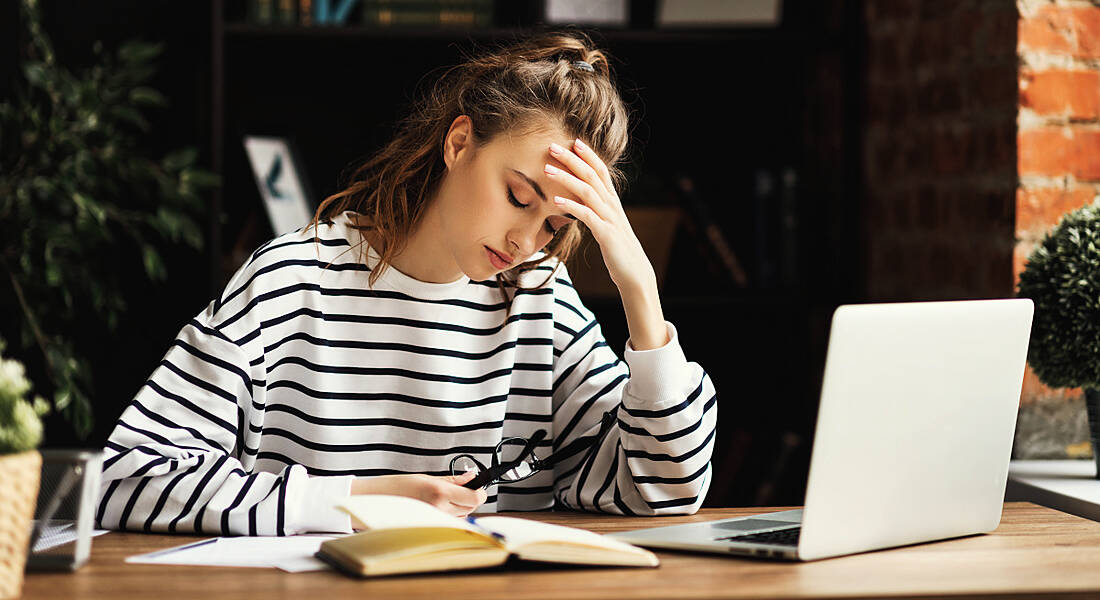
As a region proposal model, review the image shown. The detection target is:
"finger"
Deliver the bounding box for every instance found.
[448,498,478,512]
[438,501,467,517]
[447,502,476,517]
[549,142,606,197]
[554,195,604,237]
[571,138,617,197]
[447,469,477,485]
[450,488,487,511]
[544,163,609,220]
[449,484,488,509]
[439,472,488,506]
[444,499,478,517]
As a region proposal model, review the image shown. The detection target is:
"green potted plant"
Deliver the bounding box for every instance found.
[1016,196,1100,479]
[0,338,49,599]
[0,0,218,439]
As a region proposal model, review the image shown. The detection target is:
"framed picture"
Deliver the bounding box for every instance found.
[656,0,782,28]
[543,0,628,26]
[242,135,316,236]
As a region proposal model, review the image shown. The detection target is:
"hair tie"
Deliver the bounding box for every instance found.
[572,60,595,73]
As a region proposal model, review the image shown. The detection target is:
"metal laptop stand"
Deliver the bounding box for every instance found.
[26,449,103,571]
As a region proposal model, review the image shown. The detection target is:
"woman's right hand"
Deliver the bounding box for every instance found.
[350,470,488,517]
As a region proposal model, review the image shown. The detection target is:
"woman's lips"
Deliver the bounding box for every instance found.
[486,247,513,269]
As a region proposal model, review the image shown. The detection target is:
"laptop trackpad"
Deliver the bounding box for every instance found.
[712,518,795,532]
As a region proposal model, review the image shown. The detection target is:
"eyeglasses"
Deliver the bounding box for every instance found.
[450,410,617,490]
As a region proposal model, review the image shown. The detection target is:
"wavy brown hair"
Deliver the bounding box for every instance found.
[310,29,631,302]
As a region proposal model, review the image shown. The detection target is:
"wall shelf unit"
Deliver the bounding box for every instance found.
[206,0,863,507]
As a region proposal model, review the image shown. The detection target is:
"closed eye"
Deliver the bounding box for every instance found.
[508,188,558,235]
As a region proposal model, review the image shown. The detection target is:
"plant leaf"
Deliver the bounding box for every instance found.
[142,245,166,281]
[117,41,163,66]
[129,86,167,108]
[163,147,198,172]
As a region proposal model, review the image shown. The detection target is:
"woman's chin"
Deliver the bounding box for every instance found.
[458,262,493,282]
[470,270,498,282]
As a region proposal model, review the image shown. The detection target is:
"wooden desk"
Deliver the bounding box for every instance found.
[20,502,1100,599]
[1007,459,1100,522]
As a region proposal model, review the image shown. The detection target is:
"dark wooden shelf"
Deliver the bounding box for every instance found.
[201,0,865,510]
[208,0,861,312]
[583,291,812,309]
[221,22,808,44]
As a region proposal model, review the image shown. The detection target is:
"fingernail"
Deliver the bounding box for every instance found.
[574,139,588,151]
[554,196,567,205]
[544,163,560,175]
[549,142,565,155]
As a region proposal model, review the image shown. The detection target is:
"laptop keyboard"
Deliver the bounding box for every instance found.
[716,526,801,546]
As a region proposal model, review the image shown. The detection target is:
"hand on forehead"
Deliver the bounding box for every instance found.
[492,128,581,218]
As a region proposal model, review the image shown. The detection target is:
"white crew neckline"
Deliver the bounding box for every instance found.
[334,210,472,300]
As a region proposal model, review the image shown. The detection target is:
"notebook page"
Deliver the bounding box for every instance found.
[473,516,650,555]
[337,495,480,532]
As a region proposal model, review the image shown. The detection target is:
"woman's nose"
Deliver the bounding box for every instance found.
[511,221,543,256]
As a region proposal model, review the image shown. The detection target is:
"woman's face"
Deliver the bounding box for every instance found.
[429,116,578,282]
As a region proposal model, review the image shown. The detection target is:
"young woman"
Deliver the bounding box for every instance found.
[96,30,717,536]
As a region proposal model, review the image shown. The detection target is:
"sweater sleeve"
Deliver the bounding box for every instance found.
[548,268,717,515]
[95,257,354,536]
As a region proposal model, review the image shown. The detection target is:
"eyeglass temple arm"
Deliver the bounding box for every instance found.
[462,410,616,490]
[464,429,548,490]
[531,410,617,471]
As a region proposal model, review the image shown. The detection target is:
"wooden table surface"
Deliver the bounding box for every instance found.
[20,502,1100,599]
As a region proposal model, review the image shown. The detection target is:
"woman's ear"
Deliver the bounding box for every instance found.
[443,115,473,170]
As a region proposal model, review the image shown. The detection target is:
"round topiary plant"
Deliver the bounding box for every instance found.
[1016,196,1100,476]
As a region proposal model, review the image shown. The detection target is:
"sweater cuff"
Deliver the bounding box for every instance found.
[289,473,354,534]
[623,321,690,408]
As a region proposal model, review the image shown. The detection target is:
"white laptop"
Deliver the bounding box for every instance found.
[609,298,1034,561]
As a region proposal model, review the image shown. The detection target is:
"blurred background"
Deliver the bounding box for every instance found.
[2,0,1096,508]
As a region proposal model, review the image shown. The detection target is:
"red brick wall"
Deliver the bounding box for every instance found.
[863,0,1018,302]
[1017,2,1100,277]
[1016,0,1100,445]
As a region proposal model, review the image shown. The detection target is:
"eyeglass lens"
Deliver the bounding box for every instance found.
[495,438,538,482]
[452,455,480,475]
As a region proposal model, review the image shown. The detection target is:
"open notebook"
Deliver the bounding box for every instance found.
[316,495,658,577]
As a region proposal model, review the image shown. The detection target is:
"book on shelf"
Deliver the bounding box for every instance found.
[248,0,274,23]
[361,0,493,27]
[247,0,300,24]
[277,0,296,23]
[751,167,799,290]
[247,0,491,27]
[315,495,659,578]
[313,0,363,24]
[674,174,749,288]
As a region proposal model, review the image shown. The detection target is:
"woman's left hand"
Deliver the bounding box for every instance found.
[546,138,669,350]
[545,139,656,294]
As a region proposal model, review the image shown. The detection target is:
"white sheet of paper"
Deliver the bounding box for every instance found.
[30,521,110,553]
[126,535,338,572]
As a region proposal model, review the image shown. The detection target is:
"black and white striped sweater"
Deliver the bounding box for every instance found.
[96,211,717,535]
